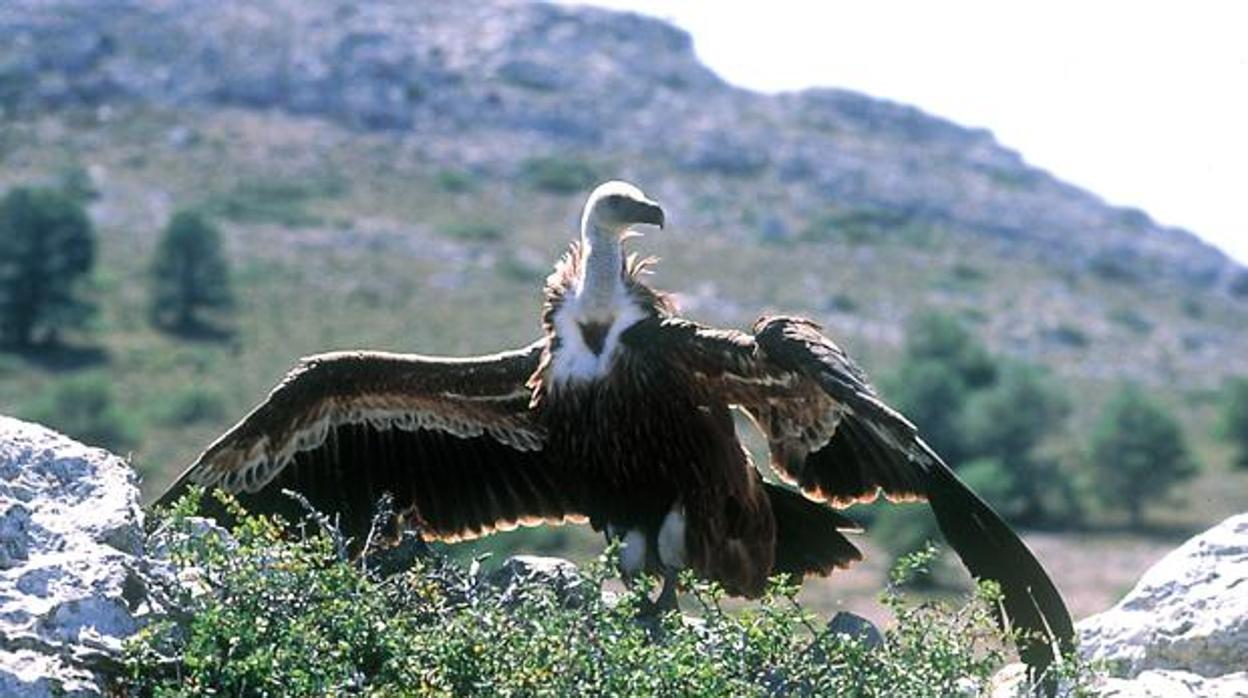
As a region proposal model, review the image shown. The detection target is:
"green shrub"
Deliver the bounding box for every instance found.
[1107,308,1153,335]
[23,372,139,453]
[0,186,96,348]
[520,156,600,194]
[1089,385,1196,526]
[57,164,99,203]
[957,457,1021,514]
[127,492,1094,696]
[949,263,987,284]
[198,174,345,226]
[1047,323,1090,347]
[152,384,228,427]
[800,207,912,245]
[495,250,548,284]
[960,363,1075,524]
[1228,270,1248,298]
[442,219,504,242]
[1088,253,1139,284]
[870,508,940,586]
[434,169,479,193]
[1220,376,1248,470]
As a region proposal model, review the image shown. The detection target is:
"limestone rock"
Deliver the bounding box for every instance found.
[1078,513,1248,678]
[992,514,1248,697]
[1094,669,1248,698]
[490,554,586,607]
[0,417,146,697]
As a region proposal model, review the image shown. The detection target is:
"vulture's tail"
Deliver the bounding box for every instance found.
[765,481,864,577]
[916,439,1075,685]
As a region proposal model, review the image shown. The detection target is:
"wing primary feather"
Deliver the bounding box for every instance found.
[917,440,1075,682]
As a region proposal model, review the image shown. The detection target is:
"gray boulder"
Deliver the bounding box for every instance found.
[992,513,1248,696]
[1078,513,1248,696]
[0,417,147,697]
[490,554,587,607]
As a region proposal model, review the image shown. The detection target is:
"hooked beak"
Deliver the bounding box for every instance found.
[633,199,665,230]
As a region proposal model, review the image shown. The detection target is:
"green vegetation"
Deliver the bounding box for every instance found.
[520,156,601,194]
[0,186,96,349]
[24,372,139,453]
[151,383,228,427]
[878,314,1082,565]
[434,168,480,194]
[442,219,504,242]
[1222,377,1248,470]
[886,313,996,465]
[198,174,345,226]
[961,363,1077,523]
[800,207,911,245]
[1089,386,1197,526]
[126,491,1093,696]
[150,210,234,331]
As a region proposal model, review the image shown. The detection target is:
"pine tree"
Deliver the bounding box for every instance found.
[0,187,96,349]
[150,210,233,330]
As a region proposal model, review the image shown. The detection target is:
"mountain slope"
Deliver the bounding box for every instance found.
[1,0,1236,288]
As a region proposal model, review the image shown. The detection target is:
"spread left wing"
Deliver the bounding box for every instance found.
[154,342,588,544]
[663,315,1074,676]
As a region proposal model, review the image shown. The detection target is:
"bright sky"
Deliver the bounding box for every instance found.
[569,1,1248,264]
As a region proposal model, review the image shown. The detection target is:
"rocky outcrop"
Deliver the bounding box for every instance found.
[0,0,1235,290]
[0,417,146,697]
[993,514,1248,697]
[1078,514,1248,697]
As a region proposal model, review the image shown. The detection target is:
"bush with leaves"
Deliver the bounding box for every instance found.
[961,362,1078,524]
[887,315,1078,526]
[887,313,997,464]
[127,490,1094,696]
[0,186,96,349]
[150,210,234,331]
[520,156,600,194]
[23,372,139,453]
[1089,385,1197,526]
[1222,376,1248,470]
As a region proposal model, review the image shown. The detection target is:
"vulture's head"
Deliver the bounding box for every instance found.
[581,180,665,239]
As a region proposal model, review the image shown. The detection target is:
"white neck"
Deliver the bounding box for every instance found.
[550,221,645,384]
[577,222,624,318]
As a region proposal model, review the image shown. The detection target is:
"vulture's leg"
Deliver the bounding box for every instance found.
[653,567,679,612]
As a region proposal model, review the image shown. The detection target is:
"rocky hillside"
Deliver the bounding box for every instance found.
[3,0,1248,424]
[1,0,1236,290]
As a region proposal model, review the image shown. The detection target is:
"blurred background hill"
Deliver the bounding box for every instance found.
[2,0,1245,621]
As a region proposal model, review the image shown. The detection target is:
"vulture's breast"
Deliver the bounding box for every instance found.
[540,322,742,531]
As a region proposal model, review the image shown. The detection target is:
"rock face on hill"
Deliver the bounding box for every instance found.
[0,0,1235,291]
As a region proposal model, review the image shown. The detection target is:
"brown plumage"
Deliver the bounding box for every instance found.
[155,180,1072,679]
